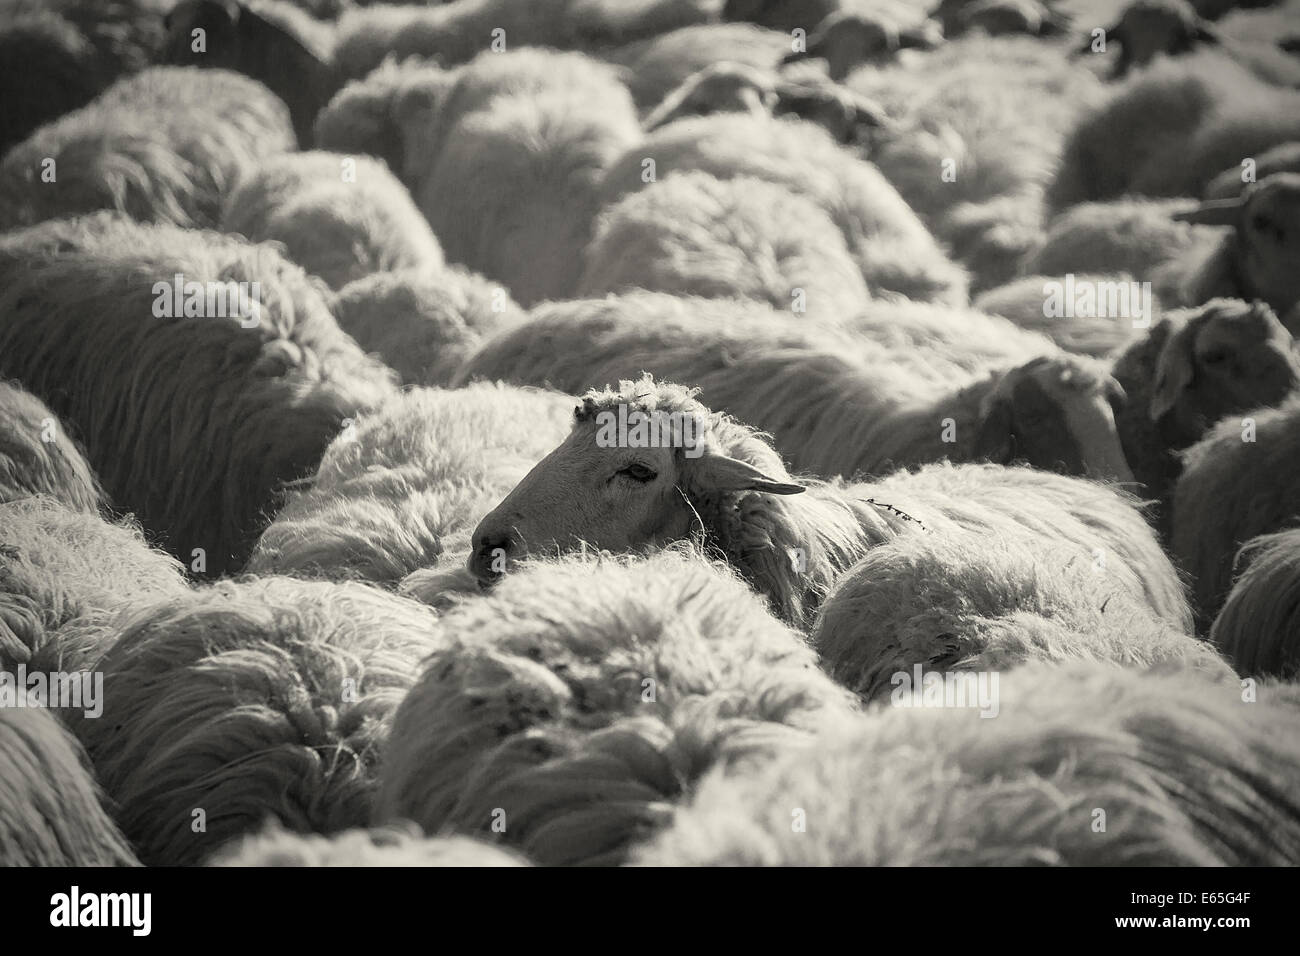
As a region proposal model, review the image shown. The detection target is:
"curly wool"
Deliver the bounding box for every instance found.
[578,171,871,321]
[63,576,443,866]
[599,113,967,305]
[246,383,576,583]
[1210,529,1300,679]
[1173,396,1300,628]
[0,498,189,674]
[221,151,444,290]
[331,268,524,387]
[376,548,858,866]
[814,531,1229,704]
[0,380,101,514]
[637,661,1300,865]
[0,706,138,867]
[208,821,529,866]
[0,67,296,230]
[0,213,396,575]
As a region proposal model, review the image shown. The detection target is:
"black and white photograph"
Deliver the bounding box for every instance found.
[0,0,1297,923]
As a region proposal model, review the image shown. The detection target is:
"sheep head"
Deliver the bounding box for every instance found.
[468,378,804,583]
[1096,0,1217,78]
[1149,297,1300,448]
[643,63,778,133]
[1175,174,1300,322]
[976,355,1135,484]
[785,12,936,80]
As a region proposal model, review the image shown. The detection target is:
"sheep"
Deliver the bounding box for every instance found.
[1023,197,1218,282]
[952,0,1068,36]
[598,113,968,305]
[0,0,164,155]
[722,0,840,32]
[0,380,102,514]
[458,293,1135,488]
[331,0,721,83]
[63,576,443,866]
[782,6,945,81]
[245,383,576,584]
[0,67,296,231]
[1209,529,1300,678]
[408,50,642,306]
[1172,394,1300,626]
[1166,173,1300,321]
[220,150,445,290]
[375,548,859,866]
[208,822,530,866]
[641,62,780,131]
[1203,140,1300,198]
[330,267,524,387]
[636,661,1300,865]
[1080,0,1300,86]
[161,0,339,147]
[0,498,189,675]
[0,213,396,576]
[813,531,1231,705]
[577,171,872,322]
[1046,51,1300,212]
[1110,298,1300,516]
[603,22,792,112]
[466,377,1189,630]
[0,706,139,867]
[973,274,1151,358]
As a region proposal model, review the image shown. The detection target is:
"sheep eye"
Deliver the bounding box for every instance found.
[618,463,657,483]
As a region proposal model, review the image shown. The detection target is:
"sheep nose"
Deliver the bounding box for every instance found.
[468,532,515,583]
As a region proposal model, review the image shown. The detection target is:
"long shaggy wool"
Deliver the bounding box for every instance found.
[245,383,575,583]
[221,151,444,290]
[64,576,443,867]
[578,171,871,321]
[469,378,1189,630]
[973,274,1149,358]
[331,267,524,387]
[1210,529,1300,679]
[459,292,1133,486]
[636,662,1300,865]
[413,51,641,306]
[0,380,101,514]
[0,214,396,575]
[1173,396,1300,627]
[814,531,1230,704]
[375,548,858,866]
[0,498,189,674]
[1047,51,1300,211]
[598,113,967,305]
[207,822,530,866]
[0,67,296,230]
[0,706,139,867]
[332,0,720,81]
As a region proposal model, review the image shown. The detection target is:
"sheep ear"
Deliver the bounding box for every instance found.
[690,454,805,495]
[1173,195,1245,227]
[1150,323,1196,422]
[974,398,1014,464]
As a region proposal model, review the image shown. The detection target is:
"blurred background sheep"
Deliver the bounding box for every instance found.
[3,0,1300,871]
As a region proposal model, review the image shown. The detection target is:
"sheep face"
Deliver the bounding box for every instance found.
[162,0,241,69]
[794,15,902,80]
[1107,0,1213,78]
[644,64,777,132]
[977,356,1135,484]
[1150,298,1300,448]
[468,385,803,583]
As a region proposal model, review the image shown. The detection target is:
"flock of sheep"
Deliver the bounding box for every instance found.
[2,0,1300,868]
